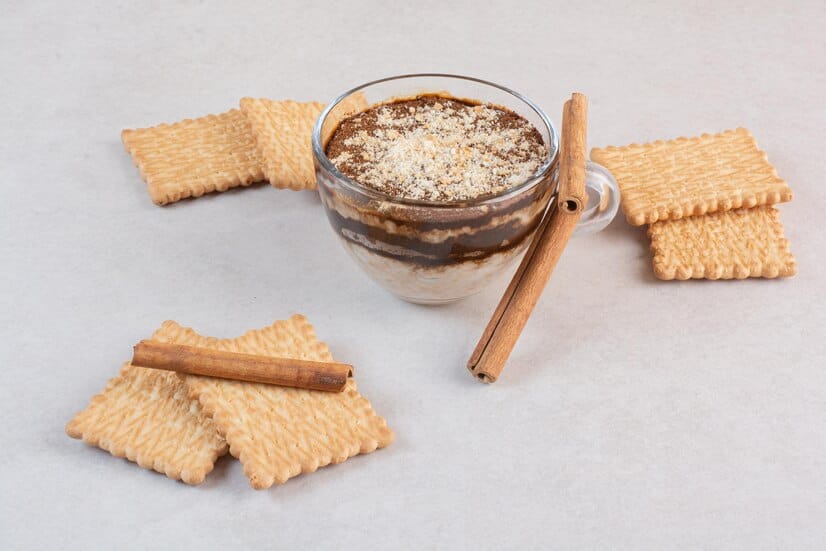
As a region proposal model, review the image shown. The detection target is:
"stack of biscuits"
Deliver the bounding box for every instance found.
[591,128,796,280]
[66,315,393,489]
[121,95,366,205]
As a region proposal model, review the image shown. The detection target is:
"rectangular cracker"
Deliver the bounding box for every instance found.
[122,109,265,205]
[239,94,369,190]
[648,206,797,280]
[591,128,793,226]
[240,98,326,190]
[65,325,228,484]
[153,315,394,489]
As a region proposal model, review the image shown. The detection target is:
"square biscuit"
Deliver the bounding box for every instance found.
[240,93,369,190]
[240,98,325,190]
[648,206,797,280]
[66,325,228,484]
[122,109,265,205]
[152,315,394,490]
[591,128,792,225]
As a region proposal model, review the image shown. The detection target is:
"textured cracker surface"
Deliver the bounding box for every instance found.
[240,98,325,190]
[65,325,228,484]
[648,206,797,280]
[591,128,792,225]
[153,315,394,489]
[122,109,265,205]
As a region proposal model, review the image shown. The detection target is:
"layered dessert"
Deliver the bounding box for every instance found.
[317,94,554,303]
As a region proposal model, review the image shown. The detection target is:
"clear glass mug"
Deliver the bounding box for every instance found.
[312,74,618,304]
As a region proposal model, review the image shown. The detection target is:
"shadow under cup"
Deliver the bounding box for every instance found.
[312,74,559,305]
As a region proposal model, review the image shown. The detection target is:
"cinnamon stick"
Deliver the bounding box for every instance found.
[467,93,588,383]
[557,93,589,213]
[132,341,352,392]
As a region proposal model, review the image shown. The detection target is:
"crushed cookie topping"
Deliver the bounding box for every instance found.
[326,96,547,202]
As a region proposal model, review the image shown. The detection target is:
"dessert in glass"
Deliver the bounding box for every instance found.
[312,74,617,304]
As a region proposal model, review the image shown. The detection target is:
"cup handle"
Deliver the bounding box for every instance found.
[572,161,621,235]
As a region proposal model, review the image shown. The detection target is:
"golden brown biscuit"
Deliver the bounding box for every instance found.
[591,128,792,225]
[65,325,228,484]
[648,206,797,280]
[122,109,265,205]
[153,315,394,489]
[240,98,325,190]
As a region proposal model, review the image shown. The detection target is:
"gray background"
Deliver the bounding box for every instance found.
[2,1,825,549]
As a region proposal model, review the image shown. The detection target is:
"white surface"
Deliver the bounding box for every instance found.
[2,1,825,549]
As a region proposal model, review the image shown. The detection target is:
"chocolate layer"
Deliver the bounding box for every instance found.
[323,204,545,267]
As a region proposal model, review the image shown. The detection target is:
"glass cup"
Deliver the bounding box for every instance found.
[312,74,618,304]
